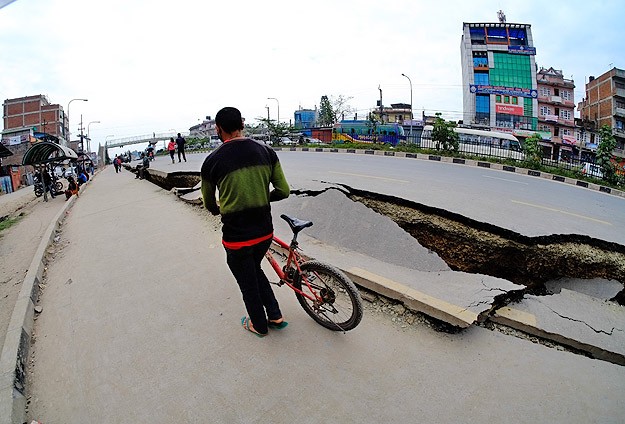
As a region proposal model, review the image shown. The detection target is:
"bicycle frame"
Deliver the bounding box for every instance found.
[265,235,321,303]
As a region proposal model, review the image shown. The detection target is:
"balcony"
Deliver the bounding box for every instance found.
[617,88,625,98]
[551,95,562,104]
[615,108,625,118]
[544,114,559,123]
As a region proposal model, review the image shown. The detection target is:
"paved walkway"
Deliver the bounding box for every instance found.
[15,165,625,423]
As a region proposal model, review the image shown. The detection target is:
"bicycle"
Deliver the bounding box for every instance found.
[265,214,364,332]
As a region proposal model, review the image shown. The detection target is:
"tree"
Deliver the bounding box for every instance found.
[366,112,380,140]
[431,113,459,152]
[330,94,354,123]
[522,133,542,168]
[318,95,334,127]
[596,125,617,183]
[257,118,293,141]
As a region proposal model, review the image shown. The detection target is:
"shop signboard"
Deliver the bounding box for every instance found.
[495,104,524,116]
[508,46,536,55]
[470,84,538,98]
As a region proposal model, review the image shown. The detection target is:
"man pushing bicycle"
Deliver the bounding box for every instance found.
[201,107,291,337]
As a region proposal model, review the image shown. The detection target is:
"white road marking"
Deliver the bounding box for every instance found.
[483,175,528,185]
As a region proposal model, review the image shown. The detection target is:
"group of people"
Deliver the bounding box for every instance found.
[34,165,88,201]
[167,133,187,164]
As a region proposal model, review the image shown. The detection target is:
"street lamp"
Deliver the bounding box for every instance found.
[66,98,88,145]
[87,120,101,153]
[401,73,413,138]
[267,97,279,124]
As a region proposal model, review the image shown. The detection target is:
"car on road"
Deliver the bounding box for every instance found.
[279,137,295,145]
[581,162,603,179]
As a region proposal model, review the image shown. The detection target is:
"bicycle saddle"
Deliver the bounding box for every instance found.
[280,214,313,234]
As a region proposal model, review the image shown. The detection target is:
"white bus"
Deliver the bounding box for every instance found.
[422,125,525,160]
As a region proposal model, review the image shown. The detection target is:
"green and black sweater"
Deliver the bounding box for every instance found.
[200,138,290,249]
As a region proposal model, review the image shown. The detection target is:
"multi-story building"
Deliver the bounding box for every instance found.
[1,95,68,192]
[536,67,576,160]
[189,116,217,138]
[371,103,412,124]
[3,95,67,144]
[460,20,538,136]
[294,108,318,130]
[578,67,625,158]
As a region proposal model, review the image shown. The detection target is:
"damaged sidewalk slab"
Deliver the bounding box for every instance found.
[173,177,624,365]
[492,289,625,366]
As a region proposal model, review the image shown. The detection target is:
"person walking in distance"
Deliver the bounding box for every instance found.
[167,137,176,164]
[175,132,187,162]
[201,107,290,337]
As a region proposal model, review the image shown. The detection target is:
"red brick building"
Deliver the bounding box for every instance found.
[578,67,625,158]
[1,95,67,192]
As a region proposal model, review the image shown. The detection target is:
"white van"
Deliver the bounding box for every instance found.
[581,163,603,179]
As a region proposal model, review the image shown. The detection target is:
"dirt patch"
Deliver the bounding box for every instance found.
[343,187,625,305]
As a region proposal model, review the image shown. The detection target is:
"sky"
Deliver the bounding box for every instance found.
[1,0,623,153]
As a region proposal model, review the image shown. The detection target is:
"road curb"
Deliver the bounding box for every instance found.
[0,176,94,424]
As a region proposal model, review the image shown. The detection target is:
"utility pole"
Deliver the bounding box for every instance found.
[378,85,383,123]
[80,114,84,153]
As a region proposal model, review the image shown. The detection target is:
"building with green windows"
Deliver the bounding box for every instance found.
[460,21,538,135]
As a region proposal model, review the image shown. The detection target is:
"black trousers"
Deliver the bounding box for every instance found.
[225,238,281,334]
[178,148,186,162]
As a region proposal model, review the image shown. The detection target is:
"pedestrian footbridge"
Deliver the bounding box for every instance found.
[105,131,190,149]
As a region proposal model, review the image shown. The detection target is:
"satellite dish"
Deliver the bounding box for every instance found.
[497,10,506,23]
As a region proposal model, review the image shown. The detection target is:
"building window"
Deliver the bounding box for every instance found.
[560,110,571,120]
[562,128,571,136]
[616,100,625,109]
[504,96,510,104]
[539,124,551,132]
[540,87,550,97]
[540,106,551,116]
[512,97,518,105]
[496,95,502,103]
[562,90,571,101]
[474,72,489,85]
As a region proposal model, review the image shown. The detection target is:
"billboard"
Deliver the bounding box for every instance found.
[495,104,524,116]
[470,85,538,98]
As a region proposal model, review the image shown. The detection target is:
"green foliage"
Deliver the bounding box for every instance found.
[318,95,334,127]
[0,213,24,234]
[596,125,618,183]
[431,113,459,152]
[522,133,542,168]
[257,118,293,141]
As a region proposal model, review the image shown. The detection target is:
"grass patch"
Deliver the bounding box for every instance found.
[0,213,25,233]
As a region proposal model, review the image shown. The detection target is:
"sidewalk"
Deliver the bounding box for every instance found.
[3,165,620,423]
[0,185,37,219]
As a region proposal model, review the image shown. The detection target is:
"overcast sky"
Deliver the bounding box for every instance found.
[1,0,623,150]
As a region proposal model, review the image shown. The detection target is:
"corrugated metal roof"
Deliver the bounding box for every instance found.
[21,141,78,165]
[0,143,13,158]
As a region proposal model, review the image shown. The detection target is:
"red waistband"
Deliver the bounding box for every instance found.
[222,233,273,250]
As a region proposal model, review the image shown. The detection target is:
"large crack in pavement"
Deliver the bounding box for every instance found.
[292,184,625,306]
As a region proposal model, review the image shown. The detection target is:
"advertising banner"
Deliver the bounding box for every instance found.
[495,104,524,116]
[470,84,538,98]
[562,135,577,145]
[508,46,536,55]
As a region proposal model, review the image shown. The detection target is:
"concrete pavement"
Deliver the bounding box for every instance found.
[1,157,624,423]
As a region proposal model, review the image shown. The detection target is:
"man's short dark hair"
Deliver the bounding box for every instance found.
[215,107,244,133]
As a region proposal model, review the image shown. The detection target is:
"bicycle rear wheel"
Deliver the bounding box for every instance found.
[295,260,363,331]
[54,181,63,192]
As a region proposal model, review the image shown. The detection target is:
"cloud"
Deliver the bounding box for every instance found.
[1,0,623,147]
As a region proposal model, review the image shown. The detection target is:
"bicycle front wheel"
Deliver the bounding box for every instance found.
[295,260,363,331]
